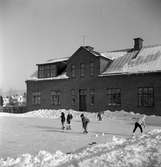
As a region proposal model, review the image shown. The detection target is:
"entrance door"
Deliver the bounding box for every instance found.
[79,89,87,111]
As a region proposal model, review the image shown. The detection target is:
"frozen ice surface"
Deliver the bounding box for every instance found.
[0,109,161,166]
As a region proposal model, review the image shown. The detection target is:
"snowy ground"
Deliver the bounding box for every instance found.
[0,109,161,166]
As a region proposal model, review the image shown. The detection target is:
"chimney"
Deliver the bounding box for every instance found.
[133,38,143,50]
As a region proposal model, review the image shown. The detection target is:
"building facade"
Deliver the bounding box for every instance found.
[26,38,161,115]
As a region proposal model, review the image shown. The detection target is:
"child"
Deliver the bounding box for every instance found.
[97,112,102,121]
[66,113,73,130]
[60,112,65,130]
[80,113,90,133]
[133,115,146,134]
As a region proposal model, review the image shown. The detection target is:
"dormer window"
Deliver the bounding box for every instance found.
[45,65,50,78]
[80,63,85,78]
[90,62,94,76]
[71,64,76,78]
[38,65,44,78]
[38,64,56,78]
[51,64,56,77]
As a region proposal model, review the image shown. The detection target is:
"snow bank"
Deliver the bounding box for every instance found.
[0,108,142,120]
[1,108,161,126]
[0,129,161,167]
[21,109,97,120]
[0,109,97,121]
[21,109,161,123]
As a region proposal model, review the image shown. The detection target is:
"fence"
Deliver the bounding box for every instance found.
[2,106,27,113]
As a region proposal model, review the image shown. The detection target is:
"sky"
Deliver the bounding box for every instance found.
[1,0,161,94]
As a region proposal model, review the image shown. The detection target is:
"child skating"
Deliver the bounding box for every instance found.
[133,115,146,134]
[80,113,90,134]
[66,113,73,130]
[60,112,65,130]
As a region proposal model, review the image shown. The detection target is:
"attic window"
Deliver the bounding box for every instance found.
[71,64,76,78]
[90,62,94,76]
[38,64,56,78]
[80,63,85,78]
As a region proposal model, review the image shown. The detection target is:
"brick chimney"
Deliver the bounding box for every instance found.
[133,38,143,50]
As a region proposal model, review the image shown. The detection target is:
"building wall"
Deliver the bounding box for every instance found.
[66,47,101,79]
[26,72,161,115]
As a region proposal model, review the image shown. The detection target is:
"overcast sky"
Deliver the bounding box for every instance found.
[1,0,161,93]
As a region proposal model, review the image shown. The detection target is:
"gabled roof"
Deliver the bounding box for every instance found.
[82,46,112,60]
[100,44,161,76]
[37,46,111,66]
[28,44,161,81]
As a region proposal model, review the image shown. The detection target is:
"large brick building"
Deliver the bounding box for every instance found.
[26,38,161,115]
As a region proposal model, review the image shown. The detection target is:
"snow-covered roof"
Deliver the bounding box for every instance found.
[37,57,69,65]
[27,72,69,81]
[100,45,161,76]
[100,50,129,60]
[29,44,161,80]
[82,46,112,60]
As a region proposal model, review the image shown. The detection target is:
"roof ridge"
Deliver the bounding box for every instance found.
[142,44,161,49]
[100,44,161,54]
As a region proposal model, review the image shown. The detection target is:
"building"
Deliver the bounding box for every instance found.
[26,38,161,115]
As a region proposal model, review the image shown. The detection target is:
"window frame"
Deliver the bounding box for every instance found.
[106,88,121,106]
[51,90,61,106]
[89,89,95,105]
[89,62,94,76]
[38,64,56,78]
[32,92,40,105]
[71,89,76,106]
[80,63,85,78]
[38,65,44,78]
[137,87,154,107]
[71,64,76,78]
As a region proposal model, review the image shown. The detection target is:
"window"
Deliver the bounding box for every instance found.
[138,87,154,107]
[90,62,94,76]
[38,66,44,78]
[89,89,95,105]
[38,64,56,78]
[50,64,56,77]
[80,63,85,77]
[71,64,76,78]
[51,91,61,105]
[79,89,87,95]
[71,89,76,105]
[44,65,50,78]
[107,88,121,106]
[32,92,40,105]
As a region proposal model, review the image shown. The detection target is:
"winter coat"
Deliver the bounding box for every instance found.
[60,113,65,123]
[137,115,146,128]
[67,114,73,124]
[81,116,90,128]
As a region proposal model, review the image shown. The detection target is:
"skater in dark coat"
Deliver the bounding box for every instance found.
[133,115,146,134]
[60,112,65,130]
[0,96,3,106]
[97,112,102,121]
[80,113,90,133]
[66,113,73,130]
